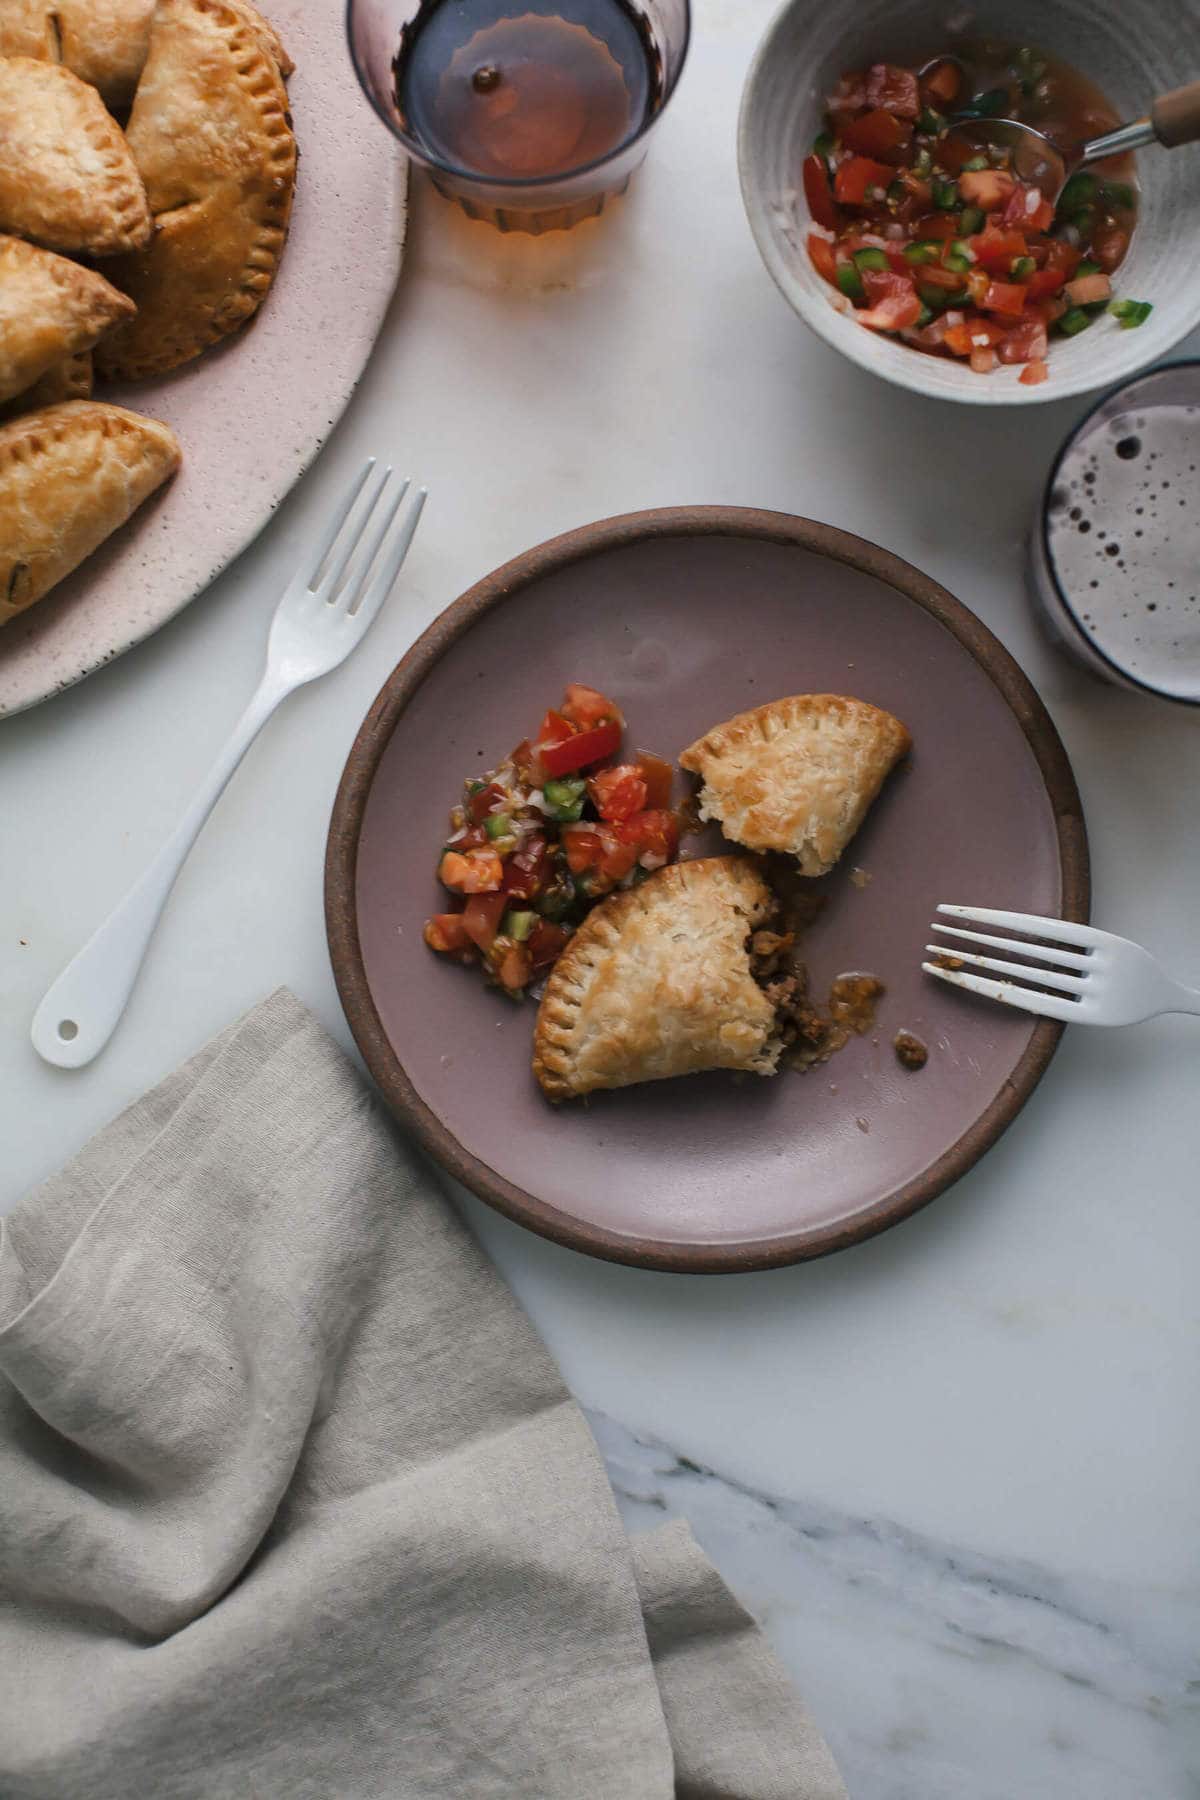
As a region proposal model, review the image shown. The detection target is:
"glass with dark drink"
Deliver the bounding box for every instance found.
[347,0,689,232]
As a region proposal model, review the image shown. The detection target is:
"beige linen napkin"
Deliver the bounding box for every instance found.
[0,989,846,1800]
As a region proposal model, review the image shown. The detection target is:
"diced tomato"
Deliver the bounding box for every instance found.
[1026,267,1066,299]
[864,62,919,120]
[1091,220,1131,273]
[439,848,504,893]
[598,836,638,881]
[509,738,542,784]
[635,751,674,810]
[1020,359,1049,385]
[968,228,1028,273]
[803,153,838,229]
[618,808,679,867]
[562,826,605,875]
[1001,183,1054,233]
[980,280,1028,318]
[454,823,490,850]
[535,709,573,751]
[424,913,471,954]
[842,108,913,161]
[916,263,970,293]
[969,345,998,374]
[827,72,868,117]
[1064,270,1112,306]
[807,232,839,287]
[467,781,506,824]
[462,892,507,950]
[1029,294,1068,327]
[496,943,532,993]
[528,920,570,970]
[540,718,622,777]
[502,836,550,901]
[998,318,1049,364]
[1043,238,1083,278]
[857,268,921,331]
[589,764,648,822]
[913,212,961,241]
[958,168,1016,209]
[560,683,622,730]
[834,156,894,207]
[919,58,962,109]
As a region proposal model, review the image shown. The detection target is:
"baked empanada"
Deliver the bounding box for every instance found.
[0,0,156,112]
[0,236,132,405]
[0,402,180,624]
[0,58,152,255]
[0,351,93,422]
[680,695,912,878]
[96,0,296,381]
[534,856,784,1101]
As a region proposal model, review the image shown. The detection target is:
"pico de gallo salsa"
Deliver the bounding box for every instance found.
[424,684,681,995]
[803,43,1151,382]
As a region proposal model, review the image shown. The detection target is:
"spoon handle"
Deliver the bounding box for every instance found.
[1151,79,1200,148]
[1078,117,1158,164]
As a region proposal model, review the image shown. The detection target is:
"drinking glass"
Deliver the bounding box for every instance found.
[346,0,689,233]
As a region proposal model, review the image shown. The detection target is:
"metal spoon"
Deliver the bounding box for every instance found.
[939,78,1200,203]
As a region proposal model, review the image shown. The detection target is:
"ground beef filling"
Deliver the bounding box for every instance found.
[750,927,885,1072]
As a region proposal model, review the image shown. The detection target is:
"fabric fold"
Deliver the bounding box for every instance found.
[0,989,845,1799]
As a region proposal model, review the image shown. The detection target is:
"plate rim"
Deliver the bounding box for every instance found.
[325,505,1090,1274]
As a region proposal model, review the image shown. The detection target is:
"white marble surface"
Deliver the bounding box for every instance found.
[3,4,1199,1795]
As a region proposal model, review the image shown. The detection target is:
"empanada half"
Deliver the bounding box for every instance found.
[0,402,180,624]
[0,236,133,405]
[0,0,157,112]
[680,695,912,878]
[96,0,297,381]
[534,856,784,1101]
[0,58,152,255]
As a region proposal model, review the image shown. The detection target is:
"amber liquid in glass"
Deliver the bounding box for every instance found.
[394,0,660,183]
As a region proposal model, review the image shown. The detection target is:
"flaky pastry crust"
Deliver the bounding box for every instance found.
[0,58,152,254]
[0,1,157,111]
[0,235,132,405]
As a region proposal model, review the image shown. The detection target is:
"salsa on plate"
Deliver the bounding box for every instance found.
[424,684,681,994]
[803,42,1151,382]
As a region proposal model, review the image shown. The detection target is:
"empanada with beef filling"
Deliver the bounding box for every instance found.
[680,695,911,878]
[0,0,157,112]
[0,58,152,254]
[1,402,180,623]
[534,856,786,1101]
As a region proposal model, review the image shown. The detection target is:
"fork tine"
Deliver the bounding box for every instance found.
[922,962,1080,1022]
[319,462,391,599]
[924,944,1086,994]
[341,475,410,612]
[936,904,1102,950]
[931,922,1092,971]
[351,484,427,628]
[306,457,376,589]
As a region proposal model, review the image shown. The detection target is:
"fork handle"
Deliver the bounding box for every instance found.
[1163,983,1200,1018]
[31,672,289,1070]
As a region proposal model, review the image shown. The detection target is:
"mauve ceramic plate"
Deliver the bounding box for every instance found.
[0,0,406,718]
[327,509,1088,1272]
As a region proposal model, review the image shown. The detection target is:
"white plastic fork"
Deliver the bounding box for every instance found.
[923,905,1200,1027]
[32,460,426,1070]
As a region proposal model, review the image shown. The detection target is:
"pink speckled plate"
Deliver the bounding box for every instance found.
[0,2,406,718]
[327,509,1090,1273]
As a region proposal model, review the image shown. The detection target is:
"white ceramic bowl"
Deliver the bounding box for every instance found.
[738,0,1200,404]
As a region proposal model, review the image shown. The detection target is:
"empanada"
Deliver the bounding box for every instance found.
[0,58,152,255]
[0,0,156,112]
[534,856,785,1101]
[680,695,912,878]
[0,236,133,405]
[0,402,180,623]
[0,351,93,422]
[96,0,296,381]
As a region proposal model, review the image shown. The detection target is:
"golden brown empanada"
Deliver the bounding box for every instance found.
[0,58,152,255]
[680,695,912,878]
[0,401,180,623]
[0,0,156,112]
[96,0,296,381]
[0,351,93,422]
[0,236,132,406]
[534,857,784,1101]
